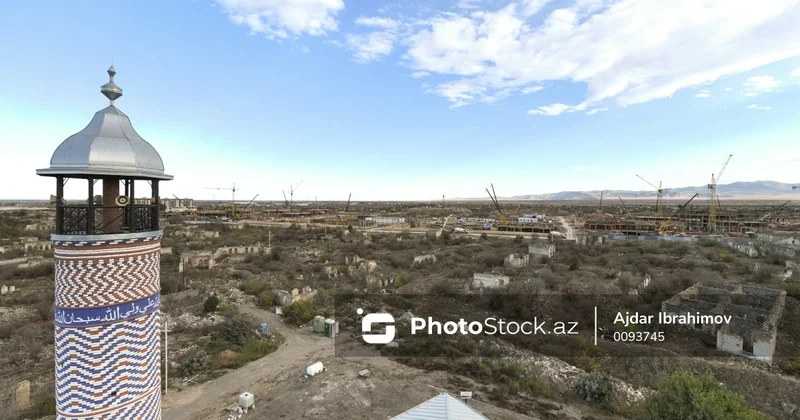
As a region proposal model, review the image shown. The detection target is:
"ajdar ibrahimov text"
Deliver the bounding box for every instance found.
[615,311,732,328]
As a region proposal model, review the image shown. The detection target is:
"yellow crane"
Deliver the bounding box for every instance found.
[636,175,665,214]
[707,155,732,232]
[485,184,506,225]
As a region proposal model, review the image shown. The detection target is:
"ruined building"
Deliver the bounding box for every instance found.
[662,283,786,365]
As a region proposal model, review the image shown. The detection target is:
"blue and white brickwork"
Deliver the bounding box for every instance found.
[53,231,163,420]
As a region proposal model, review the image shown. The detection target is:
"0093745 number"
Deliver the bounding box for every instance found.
[612,331,665,342]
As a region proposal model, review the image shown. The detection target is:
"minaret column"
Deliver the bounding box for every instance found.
[53,231,163,419]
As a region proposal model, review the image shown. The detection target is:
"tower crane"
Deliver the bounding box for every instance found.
[658,193,698,234]
[636,175,665,214]
[289,181,303,208]
[485,184,506,225]
[707,154,733,232]
[205,183,237,218]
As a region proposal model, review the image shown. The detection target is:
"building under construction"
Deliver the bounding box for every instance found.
[583,206,794,235]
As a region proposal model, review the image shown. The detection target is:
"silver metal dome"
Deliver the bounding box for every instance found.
[37,67,172,180]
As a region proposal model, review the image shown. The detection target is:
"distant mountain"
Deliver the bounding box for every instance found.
[460,181,799,201]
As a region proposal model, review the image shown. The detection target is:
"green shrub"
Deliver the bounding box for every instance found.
[240,278,267,296]
[395,270,408,287]
[234,336,283,367]
[203,295,220,313]
[282,300,315,326]
[179,349,210,376]
[643,371,765,420]
[220,316,255,346]
[568,254,581,271]
[574,371,613,405]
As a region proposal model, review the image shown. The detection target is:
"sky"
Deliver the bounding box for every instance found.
[1,0,799,201]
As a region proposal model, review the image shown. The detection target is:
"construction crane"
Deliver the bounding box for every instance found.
[618,196,632,218]
[171,195,196,216]
[758,200,790,222]
[636,175,665,214]
[599,191,604,213]
[235,194,259,219]
[205,183,237,218]
[345,193,352,213]
[485,184,506,225]
[288,181,303,208]
[282,190,289,207]
[439,214,456,236]
[708,154,733,232]
[658,193,698,233]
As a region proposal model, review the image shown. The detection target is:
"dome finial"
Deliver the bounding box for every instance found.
[101,65,122,105]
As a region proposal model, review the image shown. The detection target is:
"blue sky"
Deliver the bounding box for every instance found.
[1,0,799,200]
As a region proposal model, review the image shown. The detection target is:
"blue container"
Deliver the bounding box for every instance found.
[260,322,268,335]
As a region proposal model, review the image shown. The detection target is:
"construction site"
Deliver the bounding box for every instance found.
[149,158,800,243]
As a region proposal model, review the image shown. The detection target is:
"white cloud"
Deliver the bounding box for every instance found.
[355,16,399,29]
[792,66,800,77]
[747,104,772,110]
[568,166,599,171]
[411,71,431,78]
[695,90,711,98]
[457,0,482,10]
[399,0,800,110]
[218,0,800,114]
[521,85,544,94]
[346,31,398,63]
[586,107,608,115]
[216,0,344,39]
[724,87,734,91]
[742,76,781,96]
[528,102,586,116]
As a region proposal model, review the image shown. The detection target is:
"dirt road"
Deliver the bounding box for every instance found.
[557,216,575,240]
[161,305,333,420]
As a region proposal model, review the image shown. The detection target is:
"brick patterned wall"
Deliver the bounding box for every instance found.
[53,233,162,420]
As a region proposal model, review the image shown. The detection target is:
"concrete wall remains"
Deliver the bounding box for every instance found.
[662,283,785,365]
[504,253,530,268]
[472,273,509,289]
[529,242,555,258]
[413,254,437,265]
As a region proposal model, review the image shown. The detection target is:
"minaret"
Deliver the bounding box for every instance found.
[37,67,172,419]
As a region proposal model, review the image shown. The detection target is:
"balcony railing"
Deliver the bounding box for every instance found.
[58,205,159,235]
